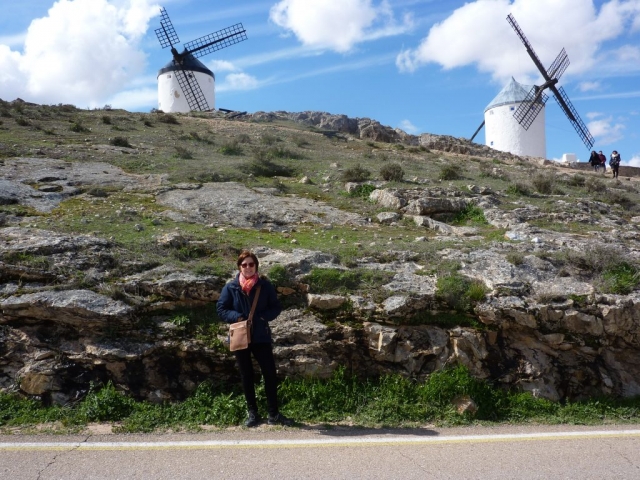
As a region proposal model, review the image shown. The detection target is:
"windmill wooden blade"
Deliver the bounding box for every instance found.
[507,14,549,80]
[184,23,247,58]
[553,86,595,149]
[155,7,180,49]
[513,86,549,130]
[547,48,569,81]
[174,65,210,111]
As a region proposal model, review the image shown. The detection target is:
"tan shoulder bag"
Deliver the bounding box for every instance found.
[229,286,261,352]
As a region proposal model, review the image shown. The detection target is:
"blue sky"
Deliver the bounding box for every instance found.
[1,0,639,164]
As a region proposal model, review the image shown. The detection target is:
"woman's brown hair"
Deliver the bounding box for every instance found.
[237,250,259,270]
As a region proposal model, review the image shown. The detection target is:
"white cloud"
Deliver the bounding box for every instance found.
[587,113,625,145]
[398,119,418,134]
[208,60,239,73]
[627,154,640,167]
[218,72,259,91]
[396,0,640,83]
[579,81,601,92]
[270,0,413,53]
[0,0,160,106]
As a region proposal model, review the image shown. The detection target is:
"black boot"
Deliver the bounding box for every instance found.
[245,410,262,427]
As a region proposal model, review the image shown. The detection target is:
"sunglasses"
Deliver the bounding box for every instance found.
[240,262,255,268]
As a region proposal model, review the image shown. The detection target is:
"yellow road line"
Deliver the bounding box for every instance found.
[1,430,640,451]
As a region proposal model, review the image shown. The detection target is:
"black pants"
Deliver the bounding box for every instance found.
[612,166,619,178]
[234,342,279,416]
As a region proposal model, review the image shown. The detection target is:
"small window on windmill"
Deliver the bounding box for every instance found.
[167,74,171,78]
[510,106,515,111]
[489,110,494,115]
[490,141,494,146]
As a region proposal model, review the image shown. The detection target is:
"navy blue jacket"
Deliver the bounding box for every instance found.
[216,274,282,344]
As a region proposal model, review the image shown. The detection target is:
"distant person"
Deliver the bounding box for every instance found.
[588,150,600,172]
[598,150,607,173]
[609,150,621,179]
[216,250,294,428]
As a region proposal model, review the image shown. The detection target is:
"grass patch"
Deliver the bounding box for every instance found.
[436,273,488,312]
[303,267,393,295]
[451,204,487,225]
[2,366,640,431]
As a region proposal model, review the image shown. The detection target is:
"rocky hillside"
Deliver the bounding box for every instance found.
[1,98,640,406]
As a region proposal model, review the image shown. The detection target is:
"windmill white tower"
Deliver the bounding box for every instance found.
[484,77,546,158]
[155,7,247,113]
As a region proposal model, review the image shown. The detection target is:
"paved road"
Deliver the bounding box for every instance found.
[1,425,639,479]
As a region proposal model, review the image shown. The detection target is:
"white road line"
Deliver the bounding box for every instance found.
[1,429,640,451]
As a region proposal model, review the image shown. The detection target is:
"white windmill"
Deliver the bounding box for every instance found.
[155,7,247,113]
[470,14,594,158]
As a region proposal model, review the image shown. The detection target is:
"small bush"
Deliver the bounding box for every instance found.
[532,173,555,194]
[260,134,279,145]
[157,113,179,124]
[506,182,531,196]
[348,183,376,199]
[566,174,586,187]
[174,146,193,159]
[110,136,132,148]
[143,119,154,127]
[102,115,112,125]
[601,262,640,294]
[585,177,606,193]
[268,264,290,287]
[292,136,309,148]
[245,159,295,177]
[70,121,89,133]
[16,117,31,126]
[452,205,487,225]
[236,133,251,144]
[379,163,404,182]
[506,252,525,266]
[341,164,371,182]
[436,273,488,312]
[439,164,461,181]
[219,140,243,156]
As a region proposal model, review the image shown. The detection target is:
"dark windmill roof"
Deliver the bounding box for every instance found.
[157,52,214,79]
[484,77,534,112]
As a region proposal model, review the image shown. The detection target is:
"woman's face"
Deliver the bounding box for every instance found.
[239,258,257,277]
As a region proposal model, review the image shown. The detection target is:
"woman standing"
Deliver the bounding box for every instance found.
[610,150,621,179]
[217,250,293,427]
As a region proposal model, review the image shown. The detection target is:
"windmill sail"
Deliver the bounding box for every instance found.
[506,13,594,150]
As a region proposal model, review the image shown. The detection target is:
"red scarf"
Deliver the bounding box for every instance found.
[239,273,258,294]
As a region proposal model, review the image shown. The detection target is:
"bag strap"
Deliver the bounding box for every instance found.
[247,285,261,328]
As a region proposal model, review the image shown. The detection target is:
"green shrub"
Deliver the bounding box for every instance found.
[439,164,462,181]
[219,140,243,156]
[532,173,555,194]
[157,113,179,124]
[379,163,404,182]
[236,133,251,143]
[110,136,132,148]
[436,273,488,312]
[341,164,371,182]
[268,264,290,286]
[70,121,89,133]
[601,262,640,294]
[16,117,31,126]
[174,146,193,159]
[260,134,279,145]
[245,159,295,177]
[452,204,487,225]
[102,115,112,125]
[348,183,376,199]
[76,382,135,422]
[304,267,392,295]
[585,177,606,193]
[506,182,531,196]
